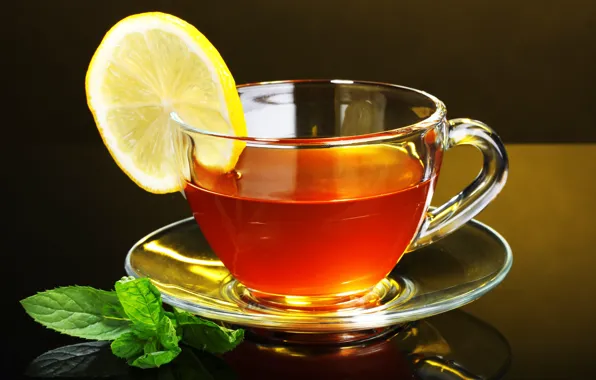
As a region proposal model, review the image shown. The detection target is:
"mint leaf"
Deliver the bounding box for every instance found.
[111,332,144,359]
[183,323,244,355]
[115,276,163,336]
[130,347,181,369]
[102,300,127,320]
[159,315,181,351]
[165,311,178,326]
[110,277,185,369]
[143,337,159,354]
[20,286,130,340]
[174,309,244,354]
[26,342,130,378]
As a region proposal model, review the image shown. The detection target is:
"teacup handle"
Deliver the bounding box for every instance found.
[408,118,509,251]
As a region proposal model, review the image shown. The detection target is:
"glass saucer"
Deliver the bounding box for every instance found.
[125,217,512,333]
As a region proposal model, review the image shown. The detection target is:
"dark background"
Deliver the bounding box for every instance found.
[12,0,596,144]
[8,0,596,378]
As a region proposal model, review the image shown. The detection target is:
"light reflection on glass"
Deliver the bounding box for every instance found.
[143,241,225,266]
[284,296,312,306]
[406,141,421,160]
[256,345,308,357]
[411,106,434,118]
[330,79,354,84]
[188,265,229,283]
[415,359,476,380]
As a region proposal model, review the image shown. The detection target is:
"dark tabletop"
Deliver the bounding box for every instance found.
[8,1,596,379]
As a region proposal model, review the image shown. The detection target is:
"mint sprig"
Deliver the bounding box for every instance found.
[20,276,244,369]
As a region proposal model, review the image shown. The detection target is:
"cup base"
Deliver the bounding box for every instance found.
[221,277,413,313]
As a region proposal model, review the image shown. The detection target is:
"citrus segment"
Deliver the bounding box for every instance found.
[85,12,246,193]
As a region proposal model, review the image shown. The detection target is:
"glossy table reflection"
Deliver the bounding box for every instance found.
[12,144,596,379]
[25,310,510,380]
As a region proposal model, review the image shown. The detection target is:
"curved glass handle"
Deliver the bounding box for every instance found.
[409,118,509,251]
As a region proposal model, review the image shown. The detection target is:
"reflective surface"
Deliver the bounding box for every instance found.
[125,217,511,333]
[226,310,511,380]
[24,310,511,379]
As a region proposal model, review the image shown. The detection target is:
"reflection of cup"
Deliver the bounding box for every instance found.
[172,80,508,302]
[222,310,511,380]
[224,328,413,380]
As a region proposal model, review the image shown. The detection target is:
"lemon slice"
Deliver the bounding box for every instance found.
[85,12,246,194]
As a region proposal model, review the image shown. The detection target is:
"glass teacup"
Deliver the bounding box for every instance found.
[171,80,508,306]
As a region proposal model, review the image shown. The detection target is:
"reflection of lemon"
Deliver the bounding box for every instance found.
[85,12,246,194]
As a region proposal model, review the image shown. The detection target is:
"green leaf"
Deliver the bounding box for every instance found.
[166,311,184,339]
[111,332,144,359]
[144,337,159,354]
[130,347,181,369]
[174,309,244,354]
[20,286,130,340]
[115,277,163,336]
[102,300,127,320]
[159,316,181,351]
[164,310,177,321]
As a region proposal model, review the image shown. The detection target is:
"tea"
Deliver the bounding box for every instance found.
[184,144,435,296]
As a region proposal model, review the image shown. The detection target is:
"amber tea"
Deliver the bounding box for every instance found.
[185,144,437,296]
